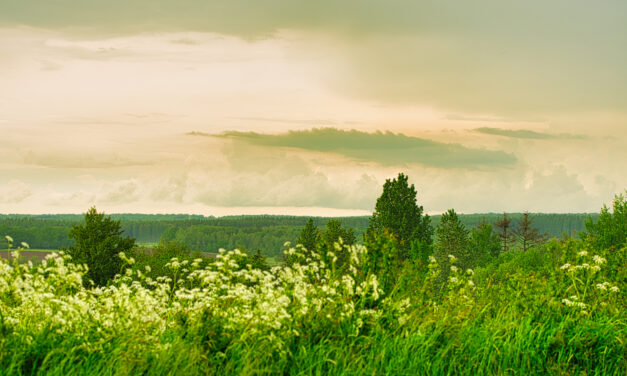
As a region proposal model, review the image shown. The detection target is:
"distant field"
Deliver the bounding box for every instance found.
[0,250,52,262]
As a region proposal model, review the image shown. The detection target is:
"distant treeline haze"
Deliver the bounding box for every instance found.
[0,213,598,258]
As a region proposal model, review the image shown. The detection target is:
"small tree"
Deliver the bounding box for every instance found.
[583,191,627,250]
[469,219,502,264]
[320,219,356,269]
[296,218,319,252]
[494,212,513,253]
[434,209,471,270]
[513,212,548,252]
[66,207,135,286]
[367,173,433,261]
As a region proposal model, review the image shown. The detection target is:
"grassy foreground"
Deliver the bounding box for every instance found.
[0,238,625,375]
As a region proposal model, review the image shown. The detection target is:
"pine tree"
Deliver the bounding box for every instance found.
[296,218,319,252]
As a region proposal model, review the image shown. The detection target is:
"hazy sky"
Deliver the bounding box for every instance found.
[1,1,625,215]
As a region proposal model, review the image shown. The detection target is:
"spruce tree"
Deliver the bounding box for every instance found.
[513,212,548,252]
[296,218,319,252]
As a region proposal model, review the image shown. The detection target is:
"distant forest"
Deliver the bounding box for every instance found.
[0,213,599,259]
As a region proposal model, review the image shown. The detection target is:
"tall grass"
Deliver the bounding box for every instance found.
[0,237,625,375]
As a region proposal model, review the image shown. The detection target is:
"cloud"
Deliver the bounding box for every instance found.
[2,1,624,116]
[474,127,586,140]
[195,128,516,169]
[21,150,152,169]
[98,180,140,204]
[0,180,32,203]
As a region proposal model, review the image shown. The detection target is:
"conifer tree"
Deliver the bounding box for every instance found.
[296,218,319,252]
[494,213,513,253]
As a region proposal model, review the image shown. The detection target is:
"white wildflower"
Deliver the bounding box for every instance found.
[20,242,29,249]
[560,263,571,270]
[5,235,13,243]
[610,286,620,293]
[593,255,606,265]
[578,250,588,257]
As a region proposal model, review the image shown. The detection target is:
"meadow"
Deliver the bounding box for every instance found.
[1,180,625,375]
[0,233,624,375]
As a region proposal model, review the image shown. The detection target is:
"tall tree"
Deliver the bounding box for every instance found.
[367,173,433,261]
[493,213,513,253]
[513,212,548,252]
[66,207,135,286]
[434,209,471,270]
[296,218,319,252]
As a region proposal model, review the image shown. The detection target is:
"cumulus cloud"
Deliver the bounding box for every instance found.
[98,180,140,204]
[0,180,32,203]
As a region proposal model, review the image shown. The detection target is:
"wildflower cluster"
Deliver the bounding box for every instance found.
[558,247,623,315]
[0,238,407,361]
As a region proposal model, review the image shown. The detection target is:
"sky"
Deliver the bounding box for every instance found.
[1,1,626,216]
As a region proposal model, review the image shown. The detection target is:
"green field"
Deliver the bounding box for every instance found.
[0,237,625,374]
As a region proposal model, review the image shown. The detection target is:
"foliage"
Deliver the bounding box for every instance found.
[295,218,319,253]
[0,213,599,254]
[133,240,211,280]
[65,207,136,286]
[1,230,624,375]
[367,173,433,261]
[318,219,356,269]
[583,191,627,250]
[469,220,501,265]
[434,209,471,271]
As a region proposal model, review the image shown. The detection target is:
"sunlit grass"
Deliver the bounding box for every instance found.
[0,237,625,375]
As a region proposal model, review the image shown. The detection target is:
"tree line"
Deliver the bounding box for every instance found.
[0,212,598,253]
[12,173,623,289]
